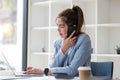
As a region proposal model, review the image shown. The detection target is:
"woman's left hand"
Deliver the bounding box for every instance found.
[24,66,44,74]
[61,31,76,54]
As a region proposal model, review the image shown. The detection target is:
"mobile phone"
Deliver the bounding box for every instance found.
[67,26,76,38]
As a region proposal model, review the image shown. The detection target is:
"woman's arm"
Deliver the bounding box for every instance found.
[50,34,91,76]
[50,39,67,67]
[50,32,77,67]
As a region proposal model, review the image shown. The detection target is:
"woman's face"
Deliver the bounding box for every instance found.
[56,18,68,38]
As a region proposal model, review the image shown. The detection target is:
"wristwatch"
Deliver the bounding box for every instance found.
[44,68,49,76]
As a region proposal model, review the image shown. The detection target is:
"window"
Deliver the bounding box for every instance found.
[0,0,28,71]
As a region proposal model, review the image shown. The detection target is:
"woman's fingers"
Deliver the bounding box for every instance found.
[68,31,75,38]
[24,66,33,74]
[26,66,33,70]
[24,69,36,74]
[24,67,43,74]
[71,36,76,40]
[24,69,32,74]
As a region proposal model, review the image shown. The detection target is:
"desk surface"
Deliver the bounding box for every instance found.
[0,70,77,80]
[0,75,109,80]
[0,76,79,80]
[0,70,108,80]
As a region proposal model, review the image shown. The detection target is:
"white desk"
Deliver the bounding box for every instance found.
[0,70,106,80]
[0,70,79,80]
[0,76,80,80]
[0,75,107,80]
[30,76,79,80]
[0,70,14,76]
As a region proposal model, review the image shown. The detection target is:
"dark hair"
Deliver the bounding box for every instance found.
[57,5,85,35]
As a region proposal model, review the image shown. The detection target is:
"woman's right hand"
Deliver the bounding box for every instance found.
[24,66,44,74]
[61,31,76,54]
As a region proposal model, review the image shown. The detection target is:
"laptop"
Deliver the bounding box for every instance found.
[0,52,44,78]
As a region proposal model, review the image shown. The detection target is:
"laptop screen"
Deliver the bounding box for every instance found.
[0,52,16,75]
[0,52,44,77]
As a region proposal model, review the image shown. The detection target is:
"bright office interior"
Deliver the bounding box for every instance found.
[0,0,120,79]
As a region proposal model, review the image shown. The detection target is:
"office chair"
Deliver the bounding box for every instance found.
[91,61,113,79]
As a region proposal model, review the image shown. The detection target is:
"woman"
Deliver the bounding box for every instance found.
[25,5,91,78]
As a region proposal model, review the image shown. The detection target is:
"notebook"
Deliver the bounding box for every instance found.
[0,52,44,78]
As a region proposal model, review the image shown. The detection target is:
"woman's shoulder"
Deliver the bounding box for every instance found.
[77,33,90,40]
[76,33,91,44]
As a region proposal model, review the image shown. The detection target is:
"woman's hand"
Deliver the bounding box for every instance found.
[61,31,76,54]
[24,66,44,74]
